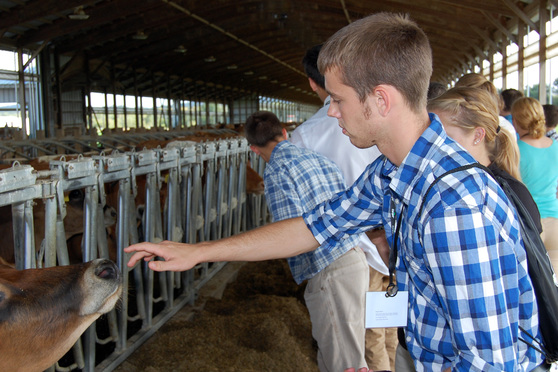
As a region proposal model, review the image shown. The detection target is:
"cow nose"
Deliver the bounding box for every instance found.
[94,260,120,280]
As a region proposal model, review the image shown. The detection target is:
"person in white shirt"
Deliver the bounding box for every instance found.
[290,44,396,372]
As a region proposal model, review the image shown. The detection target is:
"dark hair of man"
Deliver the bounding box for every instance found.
[244,111,284,147]
[427,82,447,101]
[543,104,558,130]
[501,88,524,112]
[318,12,433,113]
[302,44,325,89]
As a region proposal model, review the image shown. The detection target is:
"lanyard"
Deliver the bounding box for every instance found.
[387,199,403,297]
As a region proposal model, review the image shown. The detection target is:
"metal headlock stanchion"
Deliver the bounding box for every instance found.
[0,130,258,372]
[237,140,248,235]
[247,153,268,229]
[49,156,104,372]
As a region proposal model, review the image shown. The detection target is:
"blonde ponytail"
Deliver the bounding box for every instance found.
[492,127,521,180]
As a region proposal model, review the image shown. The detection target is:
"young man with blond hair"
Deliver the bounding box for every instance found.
[291,43,395,372]
[126,12,544,371]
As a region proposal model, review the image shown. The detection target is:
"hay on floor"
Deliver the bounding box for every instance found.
[114,260,318,372]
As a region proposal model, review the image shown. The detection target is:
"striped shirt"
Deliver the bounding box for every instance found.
[546,129,558,141]
[264,140,358,284]
[303,114,542,371]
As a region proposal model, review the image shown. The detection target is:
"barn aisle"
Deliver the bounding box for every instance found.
[113,260,318,372]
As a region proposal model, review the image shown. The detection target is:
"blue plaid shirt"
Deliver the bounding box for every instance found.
[303,114,542,371]
[264,140,359,284]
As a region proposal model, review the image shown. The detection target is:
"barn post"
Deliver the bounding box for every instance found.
[85,53,93,134]
[167,76,172,129]
[518,22,526,91]
[152,72,157,130]
[111,60,118,130]
[539,1,549,102]
[134,71,140,130]
[17,48,27,139]
[53,47,63,136]
[104,87,109,130]
[506,43,509,87]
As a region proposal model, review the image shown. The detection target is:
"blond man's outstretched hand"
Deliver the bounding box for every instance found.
[124,218,320,273]
[125,240,201,272]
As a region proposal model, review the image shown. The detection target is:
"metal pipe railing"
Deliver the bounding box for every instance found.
[0,134,267,372]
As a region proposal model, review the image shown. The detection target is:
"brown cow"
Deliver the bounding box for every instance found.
[245,163,264,195]
[0,258,122,372]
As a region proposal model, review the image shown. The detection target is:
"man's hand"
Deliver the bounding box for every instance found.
[344,368,372,372]
[125,240,201,272]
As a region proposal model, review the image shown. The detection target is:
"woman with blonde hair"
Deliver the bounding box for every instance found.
[374,86,549,372]
[512,97,558,269]
[454,73,517,138]
[428,87,542,231]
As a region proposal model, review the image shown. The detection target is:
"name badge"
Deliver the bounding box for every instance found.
[365,291,408,328]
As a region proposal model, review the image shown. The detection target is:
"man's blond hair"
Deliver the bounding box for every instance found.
[318,12,432,113]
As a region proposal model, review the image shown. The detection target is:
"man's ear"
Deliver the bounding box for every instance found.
[250,144,261,156]
[308,78,319,92]
[281,128,288,140]
[373,85,391,117]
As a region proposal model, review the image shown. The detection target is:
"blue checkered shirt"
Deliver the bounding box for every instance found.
[546,129,558,141]
[303,114,543,371]
[264,140,358,284]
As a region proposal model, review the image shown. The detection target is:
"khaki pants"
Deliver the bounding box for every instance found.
[304,247,369,372]
[541,217,558,273]
[365,267,398,371]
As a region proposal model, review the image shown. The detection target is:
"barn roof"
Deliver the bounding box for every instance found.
[0,0,547,105]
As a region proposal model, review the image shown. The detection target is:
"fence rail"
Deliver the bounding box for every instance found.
[0,131,267,371]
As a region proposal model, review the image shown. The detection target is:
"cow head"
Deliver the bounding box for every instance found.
[0,259,122,372]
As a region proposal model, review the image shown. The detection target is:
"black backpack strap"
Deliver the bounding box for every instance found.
[417,162,558,362]
[388,162,487,298]
[417,163,488,219]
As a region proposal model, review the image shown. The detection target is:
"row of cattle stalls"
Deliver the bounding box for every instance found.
[0,128,269,371]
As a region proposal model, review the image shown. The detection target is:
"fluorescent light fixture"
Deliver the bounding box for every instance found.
[68,6,89,20]
[132,31,148,40]
[174,45,187,53]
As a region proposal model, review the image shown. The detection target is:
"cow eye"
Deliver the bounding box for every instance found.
[0,291,4,304]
